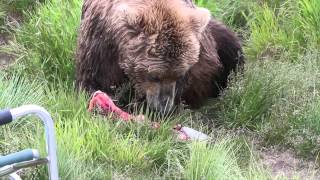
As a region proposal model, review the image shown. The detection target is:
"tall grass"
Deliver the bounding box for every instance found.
[185,141,243,179]
[0,0,43,31]
[215,0,256,30]
[0,6,5,29]
[0,0,43,12]
[298,0,320,47]
[0,73,45,107]
[206,0,320,158]
[5,0,81,84]
[185,140,273,180]
[194,0,218,15]
[245,5,297,61]
[243,0,319,61]
[213,50,320,157]
[0,73,269,179]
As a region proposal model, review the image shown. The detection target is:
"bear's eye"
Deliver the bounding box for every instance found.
[148,74,161,82]
[147,47,157,58]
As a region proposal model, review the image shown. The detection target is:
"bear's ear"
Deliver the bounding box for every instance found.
[189,7,211,36]
[117,3,140,27]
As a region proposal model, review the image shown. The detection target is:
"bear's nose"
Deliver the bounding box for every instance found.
[158,95,174,114]
[146,82,176,115]
[158,82,175,114]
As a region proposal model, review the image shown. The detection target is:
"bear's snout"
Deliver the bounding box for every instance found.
[146,82,176,115]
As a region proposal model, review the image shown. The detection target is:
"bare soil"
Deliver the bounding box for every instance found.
[0,33,13,68]
[259,148,320,179]
[0,12,21,69]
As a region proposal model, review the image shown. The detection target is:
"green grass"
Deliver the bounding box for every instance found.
[244,0,320,61]
[0,73,269,179]
[1,0,320,179]
[0,0,43,12]
[0,0,43,32]
[298,0,320,46]
[3,0,81,84]
[209,50,320,157]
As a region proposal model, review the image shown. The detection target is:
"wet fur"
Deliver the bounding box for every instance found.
[75,0,244,109]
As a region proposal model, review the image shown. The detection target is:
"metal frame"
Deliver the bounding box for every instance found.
[1,105,59,180]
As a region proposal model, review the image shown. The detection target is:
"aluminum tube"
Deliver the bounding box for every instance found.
[10,105,59,180]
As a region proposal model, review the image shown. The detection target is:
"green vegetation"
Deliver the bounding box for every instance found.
[1,0,320,179]
[0,0,44,31]
[0,0,43,12]
[0,73,270,179]
[3,0,81,84]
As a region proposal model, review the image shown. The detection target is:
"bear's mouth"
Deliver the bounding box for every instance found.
[146,81,176,115]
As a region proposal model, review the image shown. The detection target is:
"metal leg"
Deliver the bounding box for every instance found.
[9,173,22,180]
[9,105,59,180]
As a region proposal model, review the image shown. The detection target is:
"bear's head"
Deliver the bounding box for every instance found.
[117,0,211,114]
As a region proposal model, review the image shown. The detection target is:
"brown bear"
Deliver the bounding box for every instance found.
[75,0,244,114]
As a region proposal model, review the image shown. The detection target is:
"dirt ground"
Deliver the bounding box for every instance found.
[259,148,320,179]
[0,12,21,69]
[0,33,13,68]
[207,126,320,179]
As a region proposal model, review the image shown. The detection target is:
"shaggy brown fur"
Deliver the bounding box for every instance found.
[75,0,244,112]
